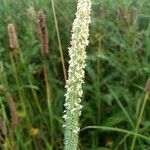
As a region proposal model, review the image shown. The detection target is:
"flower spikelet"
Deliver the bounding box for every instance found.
[7,24,19,50]
[63,0,92,149]
[27,6,36,21]
[37,10,49,56]
[6,92,19,129]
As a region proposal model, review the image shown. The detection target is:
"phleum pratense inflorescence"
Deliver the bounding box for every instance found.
[63,0,92,149]
[37,10,49,56]
[7,24,19,50]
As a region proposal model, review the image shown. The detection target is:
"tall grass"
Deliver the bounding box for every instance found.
[0,0,150,149]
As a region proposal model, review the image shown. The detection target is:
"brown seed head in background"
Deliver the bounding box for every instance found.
[7,23,19,50]
[129,6,137,25]
[145,79,150,93]
[27,6,36,21]
[6,92,19,129]
[118,7,129,28]
[37,10,49,56]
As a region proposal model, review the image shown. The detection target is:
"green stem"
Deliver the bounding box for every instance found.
[43,64,54,147]
[10,53,26,114]
[97,41,101,125]
[130,92,149,150]
[50,0,67,82]
[81,125,150,142]
[19,51,42,113]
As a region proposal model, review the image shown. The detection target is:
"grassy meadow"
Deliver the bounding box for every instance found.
[0,0,150,149]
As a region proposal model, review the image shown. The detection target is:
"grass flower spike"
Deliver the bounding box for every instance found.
[63,0,92,149]
[37,10,49,56]
[7,23,19,50]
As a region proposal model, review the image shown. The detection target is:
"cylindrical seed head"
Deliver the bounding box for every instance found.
[37,10,49,56]
[7,23,19,50]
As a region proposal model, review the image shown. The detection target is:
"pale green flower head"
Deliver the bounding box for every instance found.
[63,0,92,150]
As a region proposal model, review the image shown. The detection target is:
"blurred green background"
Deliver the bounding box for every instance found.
[0,0,150,149]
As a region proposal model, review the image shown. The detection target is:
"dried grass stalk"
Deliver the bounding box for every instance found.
[37,10,49,56]
[7,24,19,50]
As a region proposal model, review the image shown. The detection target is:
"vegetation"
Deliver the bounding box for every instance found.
[0,0,150,149]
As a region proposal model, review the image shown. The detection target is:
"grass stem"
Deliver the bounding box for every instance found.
[50,0,67,83]
[130,92,149,150]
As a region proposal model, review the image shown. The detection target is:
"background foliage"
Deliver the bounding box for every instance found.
[0,0,150,149]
